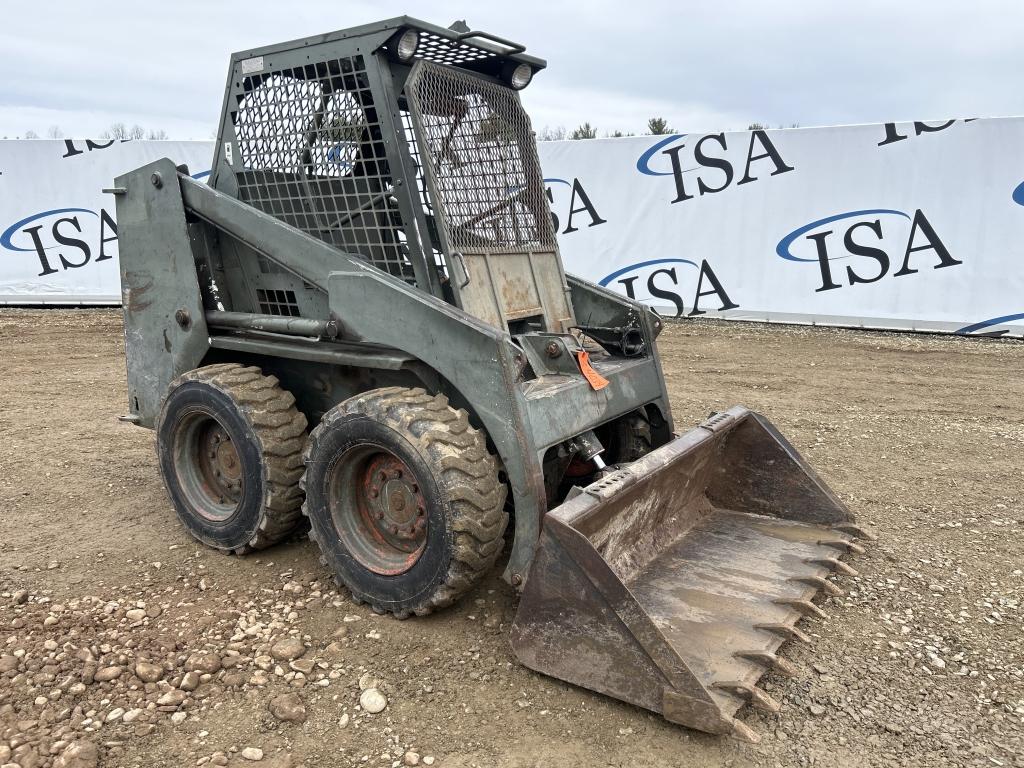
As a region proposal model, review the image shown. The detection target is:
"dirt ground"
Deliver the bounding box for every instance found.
[1,309,1021,768]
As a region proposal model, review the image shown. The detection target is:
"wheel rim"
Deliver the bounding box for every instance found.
[172,410,244,521]
[327,445,428,576]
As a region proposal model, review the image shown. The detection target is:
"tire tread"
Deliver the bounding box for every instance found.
[160,363,308,553]
[302,387,507,617]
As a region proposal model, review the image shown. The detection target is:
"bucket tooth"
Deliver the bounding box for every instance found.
[713,681,781,714]
[730,719,761,744]
[817,538,866,555]
[735,650,799,677]
[755,622,812,644]
[805,556,859,576]
[791,575,843,596]
[773,597,829,619]
[833,522,877,541]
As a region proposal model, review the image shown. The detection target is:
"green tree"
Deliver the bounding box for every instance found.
[646,117,673,135]
[569,122,597,140]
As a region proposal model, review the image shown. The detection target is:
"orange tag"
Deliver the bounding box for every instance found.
[575,350,610,391]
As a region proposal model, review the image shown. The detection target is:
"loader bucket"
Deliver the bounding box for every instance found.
[510,406,871,742]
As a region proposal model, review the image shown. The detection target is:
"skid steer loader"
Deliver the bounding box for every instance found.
[110,17,870,741]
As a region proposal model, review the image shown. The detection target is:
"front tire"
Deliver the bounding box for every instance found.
[302,387,507,618]
[156,364,308,553]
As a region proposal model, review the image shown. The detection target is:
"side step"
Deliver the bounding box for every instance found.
[510,406,870,742]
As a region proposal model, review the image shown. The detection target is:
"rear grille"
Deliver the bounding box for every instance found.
[256,288,300,317]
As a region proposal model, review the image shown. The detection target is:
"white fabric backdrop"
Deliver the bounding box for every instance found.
[540,118,1024,338]
[0,140,211,303]
[2,119,1022,337]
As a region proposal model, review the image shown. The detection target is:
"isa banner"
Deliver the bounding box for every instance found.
[0,139,212,303]
[1,119,1023,338]
[538,117,1024,338]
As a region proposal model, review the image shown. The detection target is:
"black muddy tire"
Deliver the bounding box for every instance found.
[603,409,653,465]
[302,387,507,618]
[156,364,308,553]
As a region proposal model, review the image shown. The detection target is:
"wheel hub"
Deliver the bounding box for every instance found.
[328,447,429,576]
[363,456,426,548]
[215,437,241,481]
[197,423,242,506]
[171,412,245,522]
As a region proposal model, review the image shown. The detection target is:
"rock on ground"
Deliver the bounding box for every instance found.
[269,692,307,723]
[270,637,306,661]
[359,688,388,714]
[54,741,98,768]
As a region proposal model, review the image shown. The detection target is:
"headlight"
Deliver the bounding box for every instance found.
[395,29,420,62]
[508,63,533,90]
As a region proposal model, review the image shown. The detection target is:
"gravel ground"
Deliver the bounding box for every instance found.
[0,309,1021,768]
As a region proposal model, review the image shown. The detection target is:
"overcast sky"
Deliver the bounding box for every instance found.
[2,1,1022,140]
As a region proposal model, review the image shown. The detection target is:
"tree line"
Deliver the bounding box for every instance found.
[9,117,801,142]
[13,123,168,140]
[537,117,799,141]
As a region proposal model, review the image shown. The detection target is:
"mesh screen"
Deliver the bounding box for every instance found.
[407,61,556,253]
[232,55,415,282]
[256,288,301,316]
[415,32,499,66]
[400,108,447,278]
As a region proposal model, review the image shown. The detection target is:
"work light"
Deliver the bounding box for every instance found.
[395,29,420,62]
[508,62,533,90]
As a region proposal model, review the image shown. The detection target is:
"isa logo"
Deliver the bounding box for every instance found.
[955,313,1024,337]
[637,130,794,203]
[777,208,961,292]
[1,208,118,277]
[599,258,738,318]
[1,170,210,278]
[544,177,607,235]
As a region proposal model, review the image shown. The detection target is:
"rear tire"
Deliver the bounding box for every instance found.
[302,387,507,618]
[156,364,308,553]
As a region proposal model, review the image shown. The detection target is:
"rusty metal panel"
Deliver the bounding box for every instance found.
[511,407,872,742]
